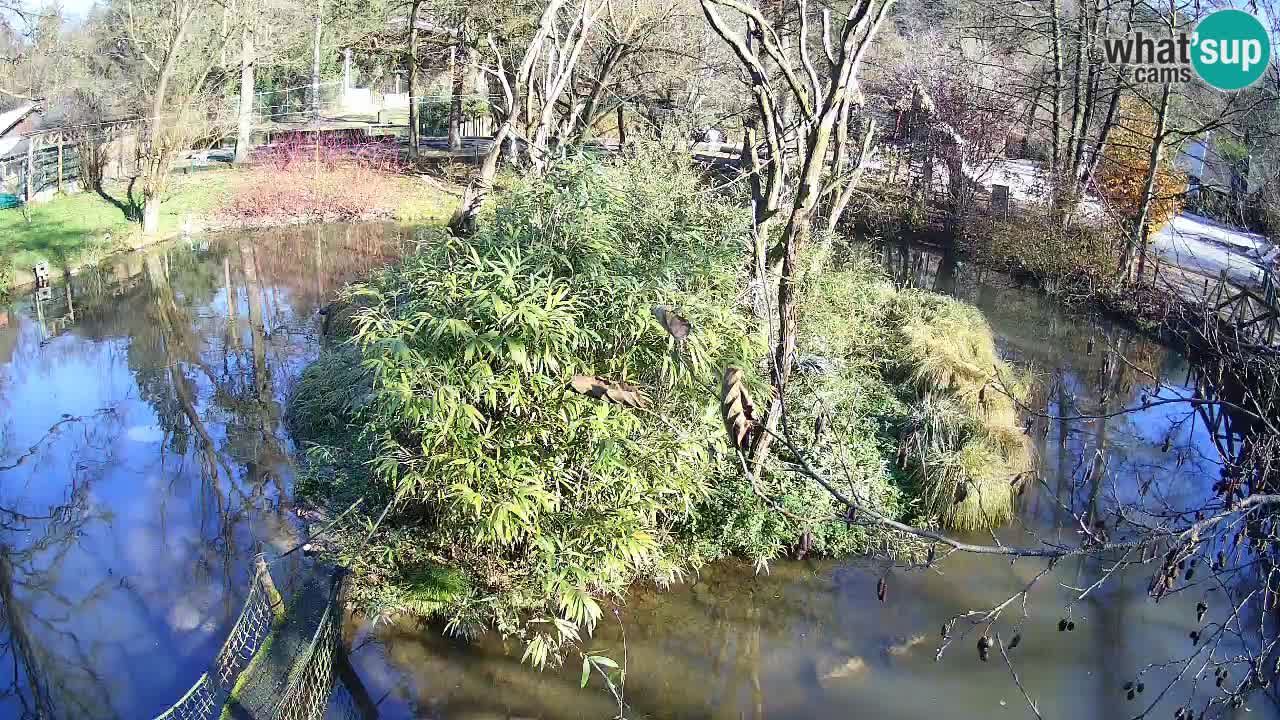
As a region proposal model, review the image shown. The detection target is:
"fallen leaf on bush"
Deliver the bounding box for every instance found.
[569,375,649,408]
[651,305,692,341]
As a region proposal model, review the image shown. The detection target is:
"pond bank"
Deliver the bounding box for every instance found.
[0,165,459,289]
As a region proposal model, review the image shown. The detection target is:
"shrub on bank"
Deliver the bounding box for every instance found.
[292,150,769,665]
[288,150,1029,665]
[967,211,1125,294]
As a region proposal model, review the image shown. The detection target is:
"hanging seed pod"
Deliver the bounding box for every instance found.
[1067,621,1075,631]
[1217,675,1225,688]
[876,577,887,604]
[977,636,991,662]
[1127,690,1136,701]
[719,368,757,453]
[1008,633,1021,650]
[978,385,987,404]
[1162,436,1172,453]
[1137,682,1145,693]
[651,305,692,341]
[1190,630,1200,645]
[954,482,969,505]
[1087,337,1095,355]
[1058,618,1068,632]
[1196,601,1207,623]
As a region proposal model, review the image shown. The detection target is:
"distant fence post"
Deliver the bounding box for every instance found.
[25,140,34,201]
[57,135,64,194]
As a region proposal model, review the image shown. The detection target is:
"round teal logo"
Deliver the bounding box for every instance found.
[1191,9,1271,91]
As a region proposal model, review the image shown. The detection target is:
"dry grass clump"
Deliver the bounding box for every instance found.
[881,289,1034,531]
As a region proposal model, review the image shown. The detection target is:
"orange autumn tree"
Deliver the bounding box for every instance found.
[1094,96,1185,239]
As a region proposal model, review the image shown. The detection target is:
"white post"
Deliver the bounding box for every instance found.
[343,48,352,90]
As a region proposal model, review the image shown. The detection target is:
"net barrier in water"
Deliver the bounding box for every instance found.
[152,558,376,720]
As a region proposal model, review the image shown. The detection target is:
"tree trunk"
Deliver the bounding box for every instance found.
[447,37,465,151]
[407,0,421,160]
[1047,0,1066,216]
[142,194,162,235]
[1125,81,1172,284]
[311,9,322,119]
[234,25,255,164]
[449,124,510,235]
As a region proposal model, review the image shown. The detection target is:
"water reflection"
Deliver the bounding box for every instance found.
[0,223,410,719]
[345,241,1275,720]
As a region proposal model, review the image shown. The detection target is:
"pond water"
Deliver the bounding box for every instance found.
[0,228,1269,720]
[0,223,412,719]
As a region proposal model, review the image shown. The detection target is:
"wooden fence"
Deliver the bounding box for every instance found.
[1202,270,1280,347]
[0,120,142,202]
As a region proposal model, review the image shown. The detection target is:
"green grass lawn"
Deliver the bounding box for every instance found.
[0,169,239,278]
[0,166,457,288]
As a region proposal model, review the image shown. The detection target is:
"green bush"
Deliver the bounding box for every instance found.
[290,150,1029,666]
[293,150,764,664]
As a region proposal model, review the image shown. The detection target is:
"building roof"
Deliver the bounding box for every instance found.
[0,103,42,158]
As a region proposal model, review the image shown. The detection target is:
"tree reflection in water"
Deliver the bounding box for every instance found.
[0,223,409,719]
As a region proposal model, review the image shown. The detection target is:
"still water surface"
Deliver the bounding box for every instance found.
[0,228,1267,719]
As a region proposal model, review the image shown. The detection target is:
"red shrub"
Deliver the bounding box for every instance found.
[230,132,410,223]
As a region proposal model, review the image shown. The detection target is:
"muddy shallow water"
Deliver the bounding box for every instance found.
[0,228,1270,719]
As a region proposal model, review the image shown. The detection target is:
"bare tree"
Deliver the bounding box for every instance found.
[110,0,234,234]
[448,0,603,234]
[700,0,890,466]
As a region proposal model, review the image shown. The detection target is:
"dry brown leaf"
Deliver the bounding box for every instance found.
[651,305,692,341]
[720,367,756,453]
[569,375,649,409]
[605,381,649,409]
[569,375,611,401]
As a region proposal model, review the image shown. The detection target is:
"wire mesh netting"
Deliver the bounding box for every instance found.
[152,561,368,720]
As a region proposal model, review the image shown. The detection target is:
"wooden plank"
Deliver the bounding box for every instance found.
[56,136,64,194]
